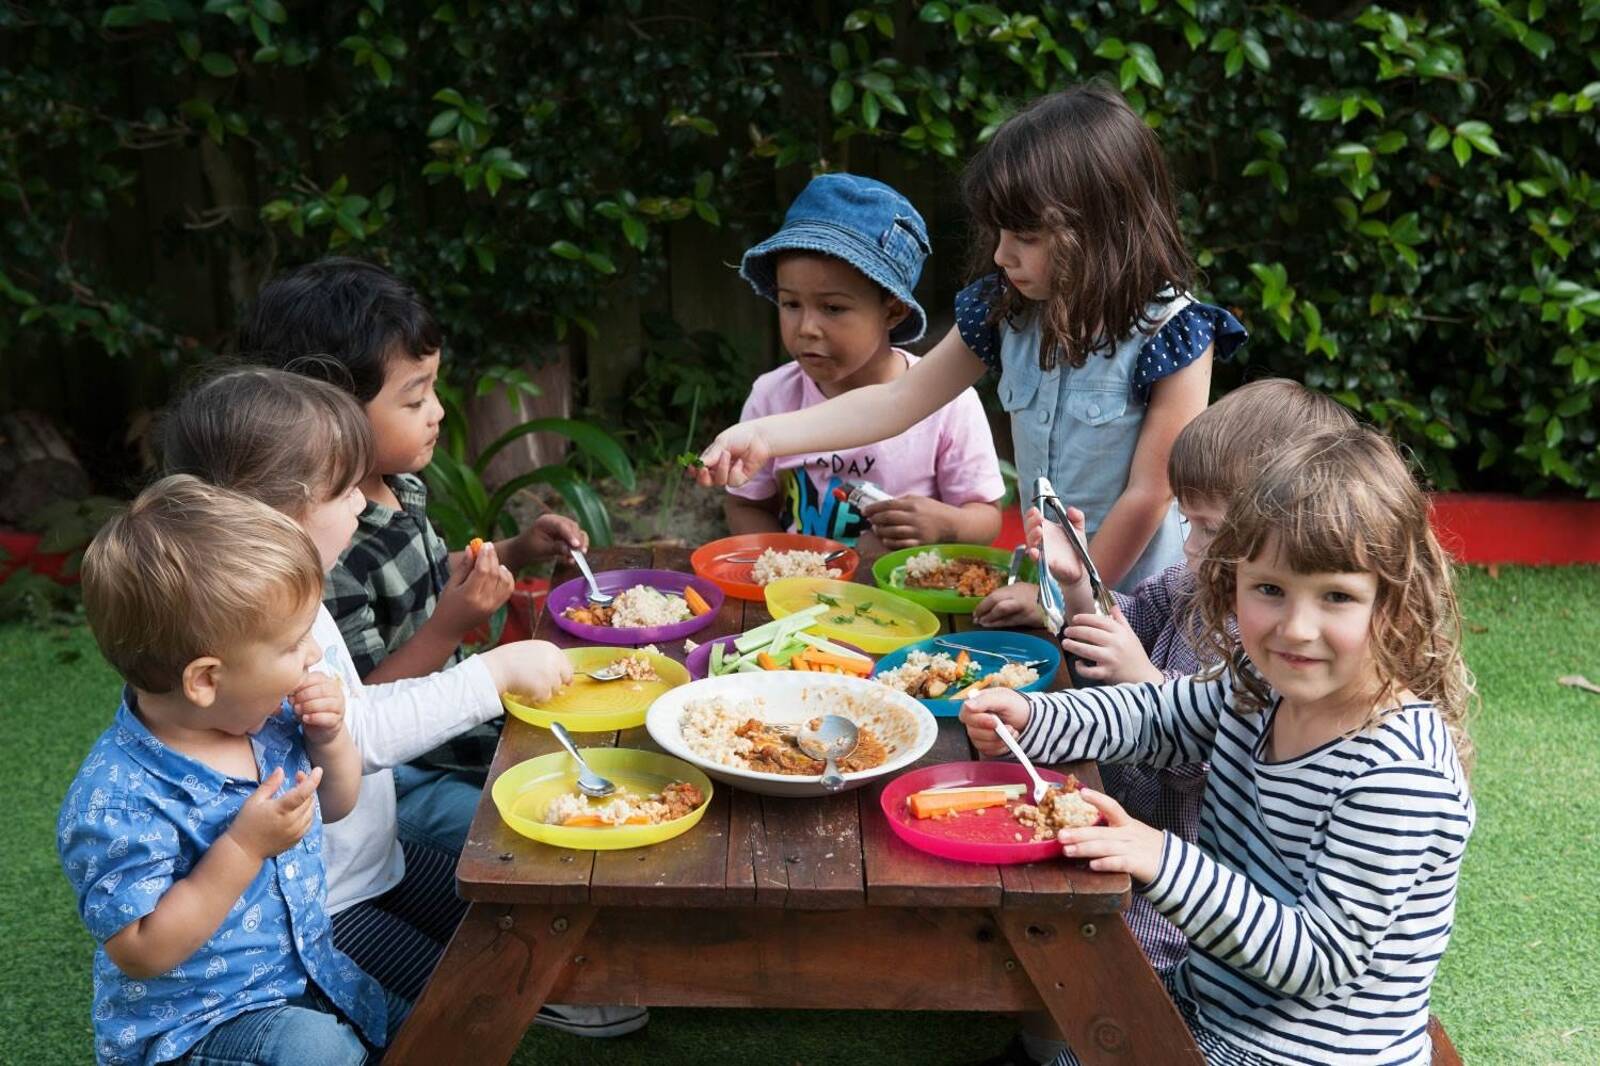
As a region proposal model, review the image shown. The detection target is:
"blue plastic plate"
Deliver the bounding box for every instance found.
[869,629,1061,717]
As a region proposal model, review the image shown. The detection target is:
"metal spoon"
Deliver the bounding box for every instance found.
[993,721,1051,804]
[550,721,616,798]
[569,547,614,606]
[581,663,629,682]
[932,638,1049,671]
[795,714,859,793]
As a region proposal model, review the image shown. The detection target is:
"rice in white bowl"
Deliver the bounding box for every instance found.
[678,687,919,773]
[609,585,692,628]
[749,548,841,586]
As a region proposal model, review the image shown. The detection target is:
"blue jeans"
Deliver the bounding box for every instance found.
[178,999,367,1065]
[392,764,483,855]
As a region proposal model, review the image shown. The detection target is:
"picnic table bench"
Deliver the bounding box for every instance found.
[387,544,1204,1065]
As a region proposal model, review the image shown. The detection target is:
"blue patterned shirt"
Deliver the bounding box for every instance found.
[57,693,387,1064]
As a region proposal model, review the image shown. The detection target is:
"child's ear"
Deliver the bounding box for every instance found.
[883,296,911,332]
[181,656,223,708]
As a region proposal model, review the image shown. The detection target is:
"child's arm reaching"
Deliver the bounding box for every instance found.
[1088,350,1212,587]
[101,767,323,979]
[696,327,987,487]
[961,673,1225,768]
[493,512,588,570]
[289,675,361,822]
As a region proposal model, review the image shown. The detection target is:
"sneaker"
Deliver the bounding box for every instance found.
[533,1003,649,1038]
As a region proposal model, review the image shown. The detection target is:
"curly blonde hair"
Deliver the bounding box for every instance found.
[1190,426,1475,770]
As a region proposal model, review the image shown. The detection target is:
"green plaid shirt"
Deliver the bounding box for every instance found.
[325,473,500,774]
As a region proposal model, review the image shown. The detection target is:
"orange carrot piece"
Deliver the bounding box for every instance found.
[757,651,779,670]
[684,586,712,617]
[907,788,1012,819]
[800,649,873,675]
[467,537,484,558]
[561,813,651,827]
[790,657,810,671]
[954,650,970,671]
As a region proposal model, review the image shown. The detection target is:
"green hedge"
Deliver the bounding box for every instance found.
[2,1,1596,494]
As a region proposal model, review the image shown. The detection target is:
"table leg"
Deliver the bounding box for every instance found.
[386,901,596,1065]
[996,909,1203,1066]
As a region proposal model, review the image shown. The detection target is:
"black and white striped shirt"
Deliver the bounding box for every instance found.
[1021,673,1473,1065]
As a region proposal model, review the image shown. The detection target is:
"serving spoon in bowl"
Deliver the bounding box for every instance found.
[795,714,860,793]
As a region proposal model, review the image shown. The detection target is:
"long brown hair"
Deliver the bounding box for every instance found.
[962,83,1194,371]
[1191,426,1475,770]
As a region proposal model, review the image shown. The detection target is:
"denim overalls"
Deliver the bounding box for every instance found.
[998,295,1192,592]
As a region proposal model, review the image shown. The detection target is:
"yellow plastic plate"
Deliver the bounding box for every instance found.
[492,747,713,850]
[763,576,940,655]
[501,647,690,732]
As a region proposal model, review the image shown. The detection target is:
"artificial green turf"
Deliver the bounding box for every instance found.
[4,566,1597,1065]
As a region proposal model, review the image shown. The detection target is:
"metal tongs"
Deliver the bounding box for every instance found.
[1032,477,1115,637]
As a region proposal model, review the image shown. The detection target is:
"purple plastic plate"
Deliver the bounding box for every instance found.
[685,633,872,680]
[547,568,724,646]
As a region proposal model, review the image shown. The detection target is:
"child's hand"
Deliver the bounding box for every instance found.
[1060,607,1163,685]
[1024,504,1089,587]
[520,513,588,560]
[696,424,771,488]
[972,582,1046,630]
[225,766,323,862]
[1057,788,1166,883]
[290,673,347,745]
[959,687,1032,757]
[483,639,574,702]
[436,539,514,636]
[860,495,946,550]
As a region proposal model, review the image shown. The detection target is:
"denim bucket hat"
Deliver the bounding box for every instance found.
[740,173,930,345]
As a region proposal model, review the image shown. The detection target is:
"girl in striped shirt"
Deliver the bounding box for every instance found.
[963,425,1475,1065]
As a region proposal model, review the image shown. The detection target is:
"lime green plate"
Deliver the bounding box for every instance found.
[872,544,1021,614]
[492,747,713,850]
[763,576,939,654]
[501,647,690,732]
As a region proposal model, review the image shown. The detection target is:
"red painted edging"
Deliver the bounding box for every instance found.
[0,530,74,584]
[990,494,1600,566]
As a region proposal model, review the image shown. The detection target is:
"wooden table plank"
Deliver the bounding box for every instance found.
[862,719,1006,908]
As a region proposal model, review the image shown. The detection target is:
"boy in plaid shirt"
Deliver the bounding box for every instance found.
[239,258,587,852]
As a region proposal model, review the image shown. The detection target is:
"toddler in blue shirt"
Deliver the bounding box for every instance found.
[57,476,386,1065]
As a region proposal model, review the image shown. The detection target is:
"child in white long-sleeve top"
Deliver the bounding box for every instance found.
[161,367,646,1039]
[963,425,1474,1066]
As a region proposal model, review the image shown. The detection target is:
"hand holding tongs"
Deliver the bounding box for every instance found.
[1031,477,1115,637]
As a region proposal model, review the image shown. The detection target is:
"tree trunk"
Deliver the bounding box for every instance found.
[466,347,574,489]
[0,411,91,524]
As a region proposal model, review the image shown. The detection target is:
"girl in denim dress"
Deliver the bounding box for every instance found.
[697,84,1246,602]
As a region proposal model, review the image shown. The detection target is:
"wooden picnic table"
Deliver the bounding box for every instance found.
[387,544,1202,1065]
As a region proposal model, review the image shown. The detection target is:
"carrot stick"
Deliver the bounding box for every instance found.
[954,650,970,671]
[684,586,713,617]
[560,813,651,827]
[757,651,779,670]
[907,788,1013,819]
[800,649,874,673]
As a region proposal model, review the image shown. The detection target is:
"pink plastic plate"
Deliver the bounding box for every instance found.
[546,568,724,646]
[879,761,1099,865]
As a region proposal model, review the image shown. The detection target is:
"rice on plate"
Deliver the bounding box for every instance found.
[647,673,937,797]
[750,548,841,586]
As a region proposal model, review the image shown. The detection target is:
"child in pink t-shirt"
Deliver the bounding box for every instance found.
[726,174,1004,550]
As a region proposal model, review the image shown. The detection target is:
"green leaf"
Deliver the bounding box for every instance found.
[830,79,855,114]
[427,110,460,138]
[858,71,895,95]
[549,240,583,260]
[919,1,951,23]
[1451,135,1471,166]
[584,251,616,274]
[861,91,881,129]
[1455,120,1502,157]
[1241,35,1270,72]
[1094,37,1126,60]
[474,419,637,491]
[1127,42,1162,88]
[371,54,392,85]
[1426,125,1450,151]
[257,0,288,23]
[621,215,648,251]
[200,52,238,77]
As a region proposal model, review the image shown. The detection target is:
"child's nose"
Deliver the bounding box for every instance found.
[1280,599,1318,641]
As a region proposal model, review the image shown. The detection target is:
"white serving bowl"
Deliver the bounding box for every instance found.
[645,671,938,798]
